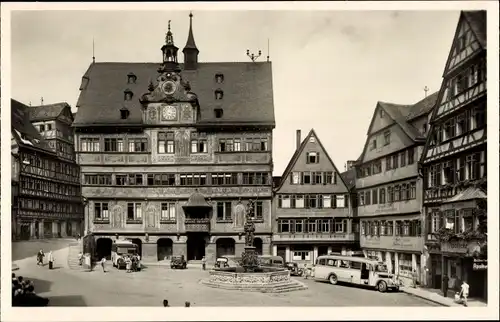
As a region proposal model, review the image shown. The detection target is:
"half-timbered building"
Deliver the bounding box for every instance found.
[355,91,438,286]
[420,11,487,300]
[11,99,83,240]
[73,15,275,263]
[272,129,359,265]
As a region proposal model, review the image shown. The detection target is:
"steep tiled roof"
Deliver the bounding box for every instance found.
[74,62,275,126]
[378,91,438,141]
[340,168,356,191]
[443,186,486,203]
[463,11,486,49]
[28,102,69,122]
[11,99,53,153]
[274,129,350,192]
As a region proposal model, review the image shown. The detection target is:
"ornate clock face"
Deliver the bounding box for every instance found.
[162,105,177,120]
[162,81,177,95]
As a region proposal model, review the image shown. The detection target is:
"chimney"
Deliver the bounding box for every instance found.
[346,160,356,171]
[296,130,301,150]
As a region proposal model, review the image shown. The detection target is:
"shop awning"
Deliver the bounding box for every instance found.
[443,186,486,204]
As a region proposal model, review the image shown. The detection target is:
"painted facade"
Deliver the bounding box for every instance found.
[74,16,275,263]
[420,11,487,301]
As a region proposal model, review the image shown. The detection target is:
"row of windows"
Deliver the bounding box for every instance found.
[94,201,264,222]
[80,135,270,153]
[369,130,392,150]
[83,172,270,186]
[277,194,348,209]
[20,176,81,197]
[425,152,485,188]
[445,59,486,99]
[430,107,485,147]
[358,181,416,206]
[19,198,83,214]
[277,218,351,234]
[20,153,80,183]
[357,147,415,178]
[361,219,421,237]
[427,209,478,234]
[289,171,338,185]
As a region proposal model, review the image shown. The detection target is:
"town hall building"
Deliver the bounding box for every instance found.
[73,14,275,263]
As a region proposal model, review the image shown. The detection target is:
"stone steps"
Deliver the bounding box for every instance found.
[67,241,84,271]
[200,279,308,293]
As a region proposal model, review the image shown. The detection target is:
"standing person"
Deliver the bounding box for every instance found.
[201,256,206,270]
[126,257,132,273]
[47,251,54,270]
[442,274,449,298]
[459,280,469,307]
[136,253,141,271]
[185,301,191,307]
[303,263,309,279]
[37,250,45,266]
[163,299,169,307]
[412,269,418,288]
[100,257,107,273]
[78,252,83,266]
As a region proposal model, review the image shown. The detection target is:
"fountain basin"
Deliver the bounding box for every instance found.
[200,269,308,293]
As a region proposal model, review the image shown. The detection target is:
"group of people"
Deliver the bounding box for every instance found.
[37,249,55,269]
[124,254,141,273]
[12,273,49,306]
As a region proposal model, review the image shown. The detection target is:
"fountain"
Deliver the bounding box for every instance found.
[200,200,307,293]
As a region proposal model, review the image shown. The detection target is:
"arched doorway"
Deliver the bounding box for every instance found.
[253,237,263,255]
[130,238,142,257]
[157,238,173,261]
[216,238,235,258]
[96,238,113,260]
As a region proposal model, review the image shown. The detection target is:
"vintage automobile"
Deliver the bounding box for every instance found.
[170,255,187,269]
[258,255,285,268]
[285,262,302,276]
[214,257,230,269]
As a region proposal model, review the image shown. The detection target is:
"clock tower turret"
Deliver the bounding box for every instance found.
[160,21,181,73]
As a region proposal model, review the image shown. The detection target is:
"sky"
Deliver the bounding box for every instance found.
[10,10,460,176]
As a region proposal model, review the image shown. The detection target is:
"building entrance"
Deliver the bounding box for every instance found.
[186,233,207,261]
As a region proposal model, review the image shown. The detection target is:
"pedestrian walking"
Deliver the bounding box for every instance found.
[303,263,309,279]
[442,274,449,298]
[47,251,54,270]
[185,301,191,307]
[459,280,469,307]
[100,257,107,273]
[201,256,206,270]
[37,250,45,266]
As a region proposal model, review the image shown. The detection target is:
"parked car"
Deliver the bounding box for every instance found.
[285,262,302,276]
[170,255,187,269]
[214,257,230,268]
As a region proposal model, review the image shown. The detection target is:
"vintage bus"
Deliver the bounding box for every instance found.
[111,240,139,269]
[313,255,398,292]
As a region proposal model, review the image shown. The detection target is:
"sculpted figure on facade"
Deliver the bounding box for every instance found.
[234,203,245,228]
[112,205,123,228]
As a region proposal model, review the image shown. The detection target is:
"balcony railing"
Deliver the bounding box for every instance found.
[272,232,357,242]
[185,218,210,232]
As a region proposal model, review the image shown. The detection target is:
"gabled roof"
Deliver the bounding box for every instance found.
[463,11,486,49]
[274,129,350,192]
[28,102,72,122]
[340,168,356,191]
[11,99,54,153]
[74,62,275,127]
[358,92,439,164]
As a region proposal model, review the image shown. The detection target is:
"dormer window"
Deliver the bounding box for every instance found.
[214,108,223,118]
[120,108,130,120]
[215,89,224,100]
[127,72,137,84]
[215,73,224,84]
[124,89,134,101]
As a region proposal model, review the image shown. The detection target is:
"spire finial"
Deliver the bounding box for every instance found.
[168,20,171,32]
[92,37,95,64]
[424,86,429,97]
[189,11,193,19]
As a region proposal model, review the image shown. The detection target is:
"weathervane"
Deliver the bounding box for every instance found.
[424,86,429,97]
[246,49,262,62]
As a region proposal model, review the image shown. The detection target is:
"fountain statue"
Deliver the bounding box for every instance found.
[240,200,259,272]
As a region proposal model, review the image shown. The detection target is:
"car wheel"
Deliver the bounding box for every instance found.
[377,281,388,293]
[329,274,338,285]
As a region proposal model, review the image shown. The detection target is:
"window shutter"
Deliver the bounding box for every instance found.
[345,194,349,208]
[306,153,310,164]
[332,195,337,208]
[322,172,327,185]
[334,172,337,184]
[317,152,320,163]
[311,172,316,185]
[301,172,304,185]
[439,211,444,229]
[289,173,293,184]
[278,196,282,208]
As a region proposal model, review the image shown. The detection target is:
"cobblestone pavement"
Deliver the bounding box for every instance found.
[12,241,439,307]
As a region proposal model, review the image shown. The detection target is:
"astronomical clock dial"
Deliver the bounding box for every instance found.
[162,105,177,121]
[162,81,177,95]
